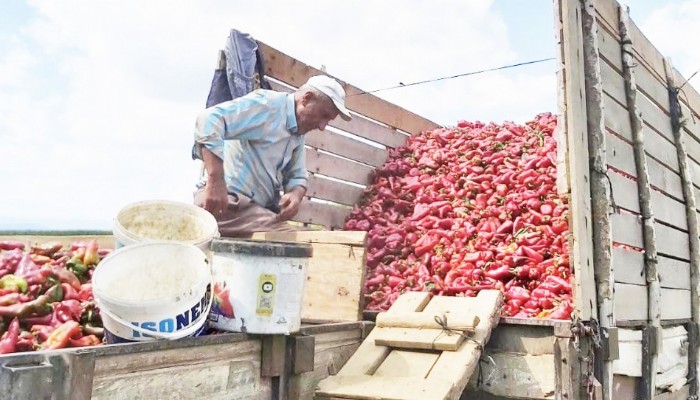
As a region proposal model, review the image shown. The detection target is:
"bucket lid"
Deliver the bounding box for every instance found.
[211,239,313,258]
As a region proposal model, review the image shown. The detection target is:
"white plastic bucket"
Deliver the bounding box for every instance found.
[208,239,313,334]
[113,199,219,252]
[92,241,212,343]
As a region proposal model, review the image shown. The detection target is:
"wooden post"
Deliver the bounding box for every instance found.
[663,57,700,399]
[580,1,615,399]
[619,6,661,399]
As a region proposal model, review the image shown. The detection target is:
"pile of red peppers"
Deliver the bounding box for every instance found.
[346,113,574,320]
[0,240,107,354]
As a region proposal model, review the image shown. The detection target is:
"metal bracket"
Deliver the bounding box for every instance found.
[600,326,619,361]
[0,350,95,400]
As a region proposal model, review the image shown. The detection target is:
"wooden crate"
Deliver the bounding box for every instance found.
[251,231,368,324]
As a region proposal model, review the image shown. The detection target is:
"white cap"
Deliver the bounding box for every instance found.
[305,75,352,121]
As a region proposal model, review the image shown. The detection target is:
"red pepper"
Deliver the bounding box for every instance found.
[484,265,512,281]
[68,334,101,348]
[41,321,81,350]
[546,301,573,320]
[0,241,25,251]
[0,317,20,354]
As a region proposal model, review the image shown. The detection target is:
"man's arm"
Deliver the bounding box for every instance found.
[278,185,306,221]
[200,146,228,216]
[278,143,308,221]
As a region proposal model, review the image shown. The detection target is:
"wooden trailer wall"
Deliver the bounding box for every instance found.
[559,0,700,398]
[258,43,441,229]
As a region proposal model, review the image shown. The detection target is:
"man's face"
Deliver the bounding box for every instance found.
[296,93,339,135]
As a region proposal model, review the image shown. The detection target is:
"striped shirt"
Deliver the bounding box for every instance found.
[193,89,307,210]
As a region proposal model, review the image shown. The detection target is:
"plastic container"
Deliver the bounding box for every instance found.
[92,241,212,343]
[113,199,219,252]
[208,239,313,334]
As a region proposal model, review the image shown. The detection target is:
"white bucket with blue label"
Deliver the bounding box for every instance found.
[92,241,212,343]
[208,239,313,335]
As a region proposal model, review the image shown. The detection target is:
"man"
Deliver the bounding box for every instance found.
[192,75,352,238]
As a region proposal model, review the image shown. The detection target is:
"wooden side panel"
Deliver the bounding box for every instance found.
[476,353,557,399]
[91,339,271,400]
[615,283,648,322]
[306,174,364,207]
[305,148,373,186]
[294,201,350,230]
[259,42,440,136]
[305,129,388,168]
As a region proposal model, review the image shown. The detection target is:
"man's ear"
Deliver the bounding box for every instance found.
[301,91,316,105]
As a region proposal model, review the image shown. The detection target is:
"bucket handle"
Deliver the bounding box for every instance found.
[97,284,214,340]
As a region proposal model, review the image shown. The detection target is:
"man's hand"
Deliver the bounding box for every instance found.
[203,178,228,216]
[278,186,306,221]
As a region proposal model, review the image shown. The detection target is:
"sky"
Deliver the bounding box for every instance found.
[1,0,699,230]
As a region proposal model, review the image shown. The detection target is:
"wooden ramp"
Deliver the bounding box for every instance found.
[315,290,503,400]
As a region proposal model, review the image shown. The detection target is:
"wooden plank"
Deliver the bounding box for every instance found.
[259,42,440,136]
[373,350,439,378]
[596,20,622,72]
[638,87,674,144]
[336,292,431,376]
[594,0,619,36]
[600,57,626,105]
[252,232,367,323]
[603,94,632,140]
[648,155,684,200]
[615,283,649,322]
[261,335,286,377]
[267,80,410,149]
[651,189,687,230]
[375,311,478,331]
[294,201,350,229]
[674,67,700,120]
[609,169,640,213]
[611,212,643,248]
[561,0,597,321]
[373,327,464,351]
[634,63,671,115]
[305,128,389,168]
[658,256,691,290]
[306,174,365,207]
[655,223,690,260]
[316,375,452,400]
[656,385,690,400]
[613,246,645,285]
[486,324,557,356]
[660,288,692,320]
[682,125,700,164]
[689,159,700,190]
[252,230,366,247]
[306,147,373,186]
[628,17,668,85]
[476,353,556,399]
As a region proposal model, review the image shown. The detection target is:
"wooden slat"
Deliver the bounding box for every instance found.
[373,327,464,351]
[596,21,622,72]
[682,125,700,164]
[635,64,671,116]
[604,92,679,174]
[613,246,645,285]
[674,67,700,120]
[315,376,452,400]
[251,230,366,247]
[267,80,410,149]
[305,129,389,168]
[638,94,674,145]
[655,223,690,260]
[615,282,648,322]
[628,17,668,84]
[594,0,620,35]
[611,212,643,248]
[375,311,478,330]
[658,256,691,290]
[306,147,373,186]
[660,288,692,320]
[561,0,598,321]
[294,201,350,229]
[609,169,640,213]
[259,42,440,136]
[650,190,688,230]
[600,57,626,104]
[373,351,439,378]
[648,156,684,200]
[307,174,364,207]
[689,159,700,190]
[1,234,115,249]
